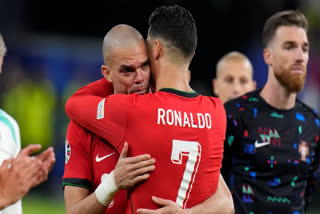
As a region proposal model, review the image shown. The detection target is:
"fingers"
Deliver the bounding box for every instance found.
[119,142,129,159]
[0,158,14,169]
[136,208,154,214]
[137,197,180,214]
[132,164,155,178]
[39,147,56,173]
[132,173,150,184]
[43,150,56,173]
[126,154,155,165]
[133,158,156,169]
[37,147,53,161]
[151,196,172,207]
[18,144,42,158]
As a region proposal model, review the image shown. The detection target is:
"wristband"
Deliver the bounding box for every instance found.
[95,171,119,206]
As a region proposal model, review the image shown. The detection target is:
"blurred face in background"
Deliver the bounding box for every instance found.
[264,26,309,93]
[102,39,151,95]
[213,57,256,104]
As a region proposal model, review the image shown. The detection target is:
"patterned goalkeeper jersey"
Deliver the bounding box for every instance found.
[222,89,320,214]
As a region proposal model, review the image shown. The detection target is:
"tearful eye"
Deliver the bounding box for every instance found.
[120,66,135,73]
[141,60,150,69]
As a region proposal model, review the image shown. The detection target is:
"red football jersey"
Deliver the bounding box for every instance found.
[63,79,127,214]
[63,121,127,214]
[66,79,226,212]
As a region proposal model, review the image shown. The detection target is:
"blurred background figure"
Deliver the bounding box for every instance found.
[213,51,256,104]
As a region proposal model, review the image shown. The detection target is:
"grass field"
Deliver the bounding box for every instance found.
[21,195,320,214]
[23,196,65,214]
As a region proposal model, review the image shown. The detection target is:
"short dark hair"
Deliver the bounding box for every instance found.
[148,5,197,59]
[262,10,308,48]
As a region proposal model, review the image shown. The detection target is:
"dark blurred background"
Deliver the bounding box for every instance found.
[0,0,319,213]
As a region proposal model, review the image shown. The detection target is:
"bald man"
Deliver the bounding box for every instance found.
[63,25,156,214]
[213,51,256,104]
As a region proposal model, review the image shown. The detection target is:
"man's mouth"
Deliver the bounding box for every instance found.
[131,88,147,95]
[291,66,304,75]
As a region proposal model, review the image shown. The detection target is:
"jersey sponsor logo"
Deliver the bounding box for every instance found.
[96,152,115,162]
[97,98,105,120]
[254,140,270,148]
[65,139,71,164]
[157,108,212,129]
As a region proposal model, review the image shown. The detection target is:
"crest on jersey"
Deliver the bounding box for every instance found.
[65,139,71,164]
[97,98,105,120]
[298,141,309,162]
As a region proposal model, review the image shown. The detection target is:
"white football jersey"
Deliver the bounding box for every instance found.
[0,108,22,214]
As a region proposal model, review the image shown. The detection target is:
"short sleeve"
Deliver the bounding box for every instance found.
[62,121,93,190]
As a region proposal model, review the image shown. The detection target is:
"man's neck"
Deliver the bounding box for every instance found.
[154,60,193,92]
[260,71,297,110]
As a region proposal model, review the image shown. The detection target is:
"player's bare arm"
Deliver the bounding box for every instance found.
[136,174,234,214]
[65,142,155,214]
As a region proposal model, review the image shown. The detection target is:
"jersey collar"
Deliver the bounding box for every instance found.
[159,88,199,98]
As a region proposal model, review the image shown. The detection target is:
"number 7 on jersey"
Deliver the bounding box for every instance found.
[171,139,201,208]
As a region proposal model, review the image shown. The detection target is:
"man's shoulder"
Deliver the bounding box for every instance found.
[296,98,320,119]
[224,90,259,113]
[0,109,20,155]
[0,108,19,128]
[66,121,95,144]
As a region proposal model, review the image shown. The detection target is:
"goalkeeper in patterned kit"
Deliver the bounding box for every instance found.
[66,5,233,214]
[221,10,320,214]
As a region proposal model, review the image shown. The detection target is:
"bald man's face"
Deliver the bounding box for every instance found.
[213,60,256,104]
[102,40,151,95]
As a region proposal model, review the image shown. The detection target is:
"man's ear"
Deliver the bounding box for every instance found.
[101,65,112,82]
[251,80,257,90]
[263,48,272,66]
[152,40,162,60]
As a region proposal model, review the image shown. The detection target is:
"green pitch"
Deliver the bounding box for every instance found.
[22,196,65,214]
[21,195,320,214]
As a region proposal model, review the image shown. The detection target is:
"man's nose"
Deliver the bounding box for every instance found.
[295,48,304,63]
[232,81,241,95]
[134,69,144,84]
